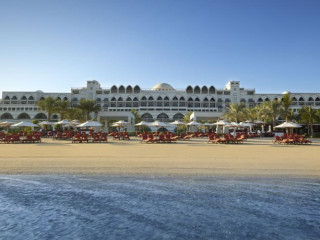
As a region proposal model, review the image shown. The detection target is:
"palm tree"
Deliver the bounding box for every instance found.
[130,109,142,124]
[298,106,318,136]
[245,106,257,122]
[77,99,101,121]
[37,97,56,121]
[55,100,70,120]
[264,100,281,129]
[224,103,246,122]
[66,107,84,121]
[280,93,293,121]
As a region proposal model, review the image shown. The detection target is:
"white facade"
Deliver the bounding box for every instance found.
[1,80,320,122]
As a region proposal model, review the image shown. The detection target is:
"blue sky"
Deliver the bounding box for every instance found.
[0,0,319,95]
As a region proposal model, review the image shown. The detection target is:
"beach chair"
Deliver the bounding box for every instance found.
[123,132,130,140]
[72,135,82,143]
[146,134,156,143]
[92,135,101,143]
[140,134,148,143]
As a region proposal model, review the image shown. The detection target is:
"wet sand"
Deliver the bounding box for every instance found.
[0,137,319,177]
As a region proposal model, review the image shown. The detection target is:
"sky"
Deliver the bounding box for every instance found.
[0,0,320,95]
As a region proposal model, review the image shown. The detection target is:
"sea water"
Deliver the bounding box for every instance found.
[0,175,319,240]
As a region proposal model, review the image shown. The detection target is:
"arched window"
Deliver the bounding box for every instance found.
[17,113,31,120]
[163,96,169,107]
[265,98,270,101]
[299,97,305,106]
[194,86,200,94]
[179,96,185,107]
[39,97,45,101]
[126,97,132,107]
[117,97,124,108]
[34,112,47,120]
[148,96,154,106]
[21,96,27,104]
[308,97,314,101]
[157,113,169,122]
[209,86,215,94]
[173,113,184,120]
[141,113,153,122]
[0,113,13,119]
[119,85,125,93]
[188,97,193,108]
[210,98,216,108]
[4,96,10,100]
[157,96,163,107]
[186,86,193,94]
[110,97,116,107]
[203,98,209,108]
[11,96,17,104]
[28,96,34,101]
[202,86,208,94]
[63,97,68,101]
[257,98,263,103]
[56,97,61,101]
[134,85,140,94]
[315,97,320,106]
[111,85,117,93]
[126,85,133,93]
[172,96,178,107]
[140,96,147,107]
[133,97,139,107]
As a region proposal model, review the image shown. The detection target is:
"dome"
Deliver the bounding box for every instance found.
[152,83,175,91]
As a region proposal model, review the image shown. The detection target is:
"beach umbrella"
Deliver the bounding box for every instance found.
[186,121,202,126]
[169,120,184,125]
[0,121,16,127]
[56,119,71,125]
[0,121,16,132]
[186,121,202,132]
[274,121,301,134]
[38,121,56,125]
[114,120,129,127]
[11,121,38,128]
[239,122,256,133]
[274,122,302,129]
[213,120,230,134]
[77,121,102,128]
[254,120,265,124]
[135,121,149,126]
[148,120,169,131]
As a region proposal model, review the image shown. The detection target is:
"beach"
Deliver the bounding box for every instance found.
[0,137,319,177]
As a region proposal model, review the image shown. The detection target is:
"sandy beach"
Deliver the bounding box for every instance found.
[0,137,319,177]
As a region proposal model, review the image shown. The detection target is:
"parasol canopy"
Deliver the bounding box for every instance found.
[169,120,184,125]
[77,121,102,128]
[11,121,38,127]
[274,122,302,129]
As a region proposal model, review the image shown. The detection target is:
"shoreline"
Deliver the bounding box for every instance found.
[1,137,319,178]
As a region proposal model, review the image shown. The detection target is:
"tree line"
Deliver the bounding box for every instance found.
[37,97,100,122]
[223,93,320,136]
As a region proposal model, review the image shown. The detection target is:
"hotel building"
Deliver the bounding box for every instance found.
[1,80,320,127]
